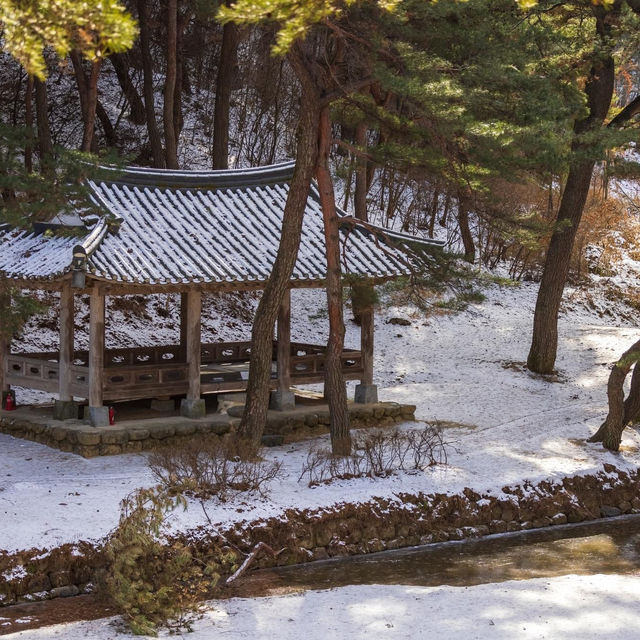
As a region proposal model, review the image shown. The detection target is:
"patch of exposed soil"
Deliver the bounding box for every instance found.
[0,595,116,636]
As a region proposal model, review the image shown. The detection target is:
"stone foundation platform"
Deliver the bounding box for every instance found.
[0,401,416,458]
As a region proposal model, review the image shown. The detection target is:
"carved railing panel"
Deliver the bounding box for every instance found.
[7,341,364,400]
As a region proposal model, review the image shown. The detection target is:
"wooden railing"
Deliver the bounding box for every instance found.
[5,341,364,401]
[5,354,91,396]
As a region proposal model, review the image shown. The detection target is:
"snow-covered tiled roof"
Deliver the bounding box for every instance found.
[0,162,442,287]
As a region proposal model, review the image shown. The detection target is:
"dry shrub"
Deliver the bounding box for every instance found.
[574,194,639,277]
[300,424,449,487]
[148,437,283,500]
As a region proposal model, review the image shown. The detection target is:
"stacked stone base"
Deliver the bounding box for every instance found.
[0,402,416,458]
[0,416,235,458]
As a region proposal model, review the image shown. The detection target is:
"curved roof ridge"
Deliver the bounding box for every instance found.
[97,160,296,189]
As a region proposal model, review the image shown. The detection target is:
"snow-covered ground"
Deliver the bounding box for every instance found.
[5,575,640,639]
[2,280,639,554]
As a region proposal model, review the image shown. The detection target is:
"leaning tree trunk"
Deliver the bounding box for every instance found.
[527,9,615,374]
[316,106,351,456]
[238,47,321,449]
[526,156,599,374]
[588,338,640,451]
[109,52,146,125]
[624,362,640,426]
[212,20,238,170]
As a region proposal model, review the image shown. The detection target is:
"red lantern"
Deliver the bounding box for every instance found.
[108,406,115,425]
[3,393,15,411]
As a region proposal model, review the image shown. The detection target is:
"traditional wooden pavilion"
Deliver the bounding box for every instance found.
[0,162,440,426]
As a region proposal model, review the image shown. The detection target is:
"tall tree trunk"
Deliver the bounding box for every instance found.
[212,21,238,169]
[439,191,451,227]
[527,9,615,374]
[34,78,53,172]
[73,52,116,148]
[317,106,351,456]
[24,75,34,173]
[588,339,640,451]
[427,185,439,238]
[238,48,321,448]
[137,0,165,168]
[71,51,102,153]
[164,0,179,168]
[353,121,368,221]
[457,192,475,264]
[173,9,187,140]
[109,52,146,125]
[83,59,102,153]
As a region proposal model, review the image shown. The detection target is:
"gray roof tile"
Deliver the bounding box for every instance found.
[0,162,441,286]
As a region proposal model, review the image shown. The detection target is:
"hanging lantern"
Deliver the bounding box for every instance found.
[72,245,87,288]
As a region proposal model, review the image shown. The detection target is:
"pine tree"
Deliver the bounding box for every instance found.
[527,1,640,374]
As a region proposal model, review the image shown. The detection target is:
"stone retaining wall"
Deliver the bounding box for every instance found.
[1,463,638,606]
[0,402,416,457]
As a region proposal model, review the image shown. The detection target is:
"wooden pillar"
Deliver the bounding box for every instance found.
[277,288,291,393]
[88,287,108,425]
[58,281,74,402]
[270,288,295,411]
[355,305,377,403]
[361,307,374,386]
[186,290,201,400]
[180,289,205,418]
[179,291,188,357]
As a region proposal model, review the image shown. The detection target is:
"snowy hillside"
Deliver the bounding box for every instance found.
[2,270,640,553]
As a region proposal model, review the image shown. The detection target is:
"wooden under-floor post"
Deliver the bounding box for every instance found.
[54,280,79,419]
[88,287,108,426]
[59,281,74,400]
[180,289,205,418]
[271,288,294,411]
[355,305,378,403]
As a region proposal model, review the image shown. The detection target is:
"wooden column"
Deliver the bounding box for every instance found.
[180,289,205,418]
[355,305,377,403]
[58,281,74,402]
[88,287,105,408]
[179,291,188,358]
[270,288,295,411]
[186,289,201,400]
[360,307,374,386]
[277,288,291,393]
